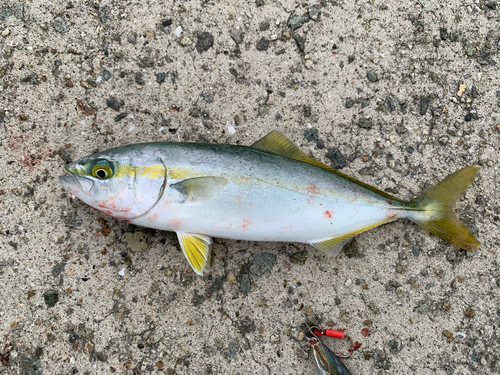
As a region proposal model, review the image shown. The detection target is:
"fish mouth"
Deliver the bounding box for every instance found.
[59,173,95,195]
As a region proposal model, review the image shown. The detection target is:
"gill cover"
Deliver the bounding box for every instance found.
[62,157,167,221]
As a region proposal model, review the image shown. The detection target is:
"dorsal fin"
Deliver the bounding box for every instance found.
[251,130,399,200]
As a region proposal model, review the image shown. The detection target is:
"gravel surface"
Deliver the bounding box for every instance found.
[0,1,499,374]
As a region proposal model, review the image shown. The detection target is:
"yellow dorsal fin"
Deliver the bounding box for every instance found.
[251,130,399,200]
[176,232,212,276]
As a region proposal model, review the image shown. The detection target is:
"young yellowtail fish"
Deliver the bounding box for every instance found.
[59,131,480,275]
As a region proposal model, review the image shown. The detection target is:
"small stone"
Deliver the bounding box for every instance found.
[106,97,124,111]
[84,341,94,355]
[256,38,269,51]
[135,72,145,85]
[1,28,10,37]
[259,107,268,117]
[43,290,59,307]
[304,128,318,141]
[420,96,430,115]
[114,113,128,122]
[366,70,378,82]
[53,17,68,33]
[345,98,354,108]
[386,96,396,111]
[269,334,280,342]
[180,36,192,46]
[304,307,312,316]
[123,231,149,252]
[127,34,136,44]
[464,41,477,56]
[308,7,321,21]
[95,352,107,362]
[102,69,112,81]
[326,148,346,170]
[465,113,473,121]
[156,72,167,84]
[230,30,242,44]
[288,13,310,31]
[239,318,256,333]
[196,32,214,53]
[361,100,370,108]
[304,60,313,69]
[464,307,475,318]
[357,117,373,129]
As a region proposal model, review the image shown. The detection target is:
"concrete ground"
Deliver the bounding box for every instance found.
[0,0,499,374]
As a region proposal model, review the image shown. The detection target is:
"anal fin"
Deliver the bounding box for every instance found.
[177,232,212,276]
[309,234,354,256]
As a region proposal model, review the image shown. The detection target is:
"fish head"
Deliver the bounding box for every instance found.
[59,145,167,220]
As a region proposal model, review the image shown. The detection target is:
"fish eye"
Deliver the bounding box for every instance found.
[92,163,113,180]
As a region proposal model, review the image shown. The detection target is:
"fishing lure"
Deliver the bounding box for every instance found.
[306,327,353,375]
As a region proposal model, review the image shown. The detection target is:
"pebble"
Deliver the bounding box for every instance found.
[127,34,136,44]
[102,69,112,81]
[135,72,145,85]
[326,148,346,169]
[180,36,192,46]
[420,96,430,115]
[156,72,167,84]
[288,13,310,31]
[196,32,214,53]
[230,30,242,44]
[304,60,313,69]
[269,334,280,342]
[345,98,354,108]
[106,97,124,111]
[256,38,269,51]
[43,290,59,307]
[366,70,378,82]
[2,28,10,37]
[304,128,318,141]
[53,17,68,33]
[357,117,373,129]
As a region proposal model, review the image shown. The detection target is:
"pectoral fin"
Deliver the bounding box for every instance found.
[171,176,228,203]
[309,234,354,256]
[177,232,212,276]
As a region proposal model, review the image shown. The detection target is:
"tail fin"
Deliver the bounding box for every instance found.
[409,166,481,251]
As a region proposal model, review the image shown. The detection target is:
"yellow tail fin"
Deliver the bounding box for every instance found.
[409,166,481,251]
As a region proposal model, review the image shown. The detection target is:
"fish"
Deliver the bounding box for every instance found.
[59,130,481,275]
